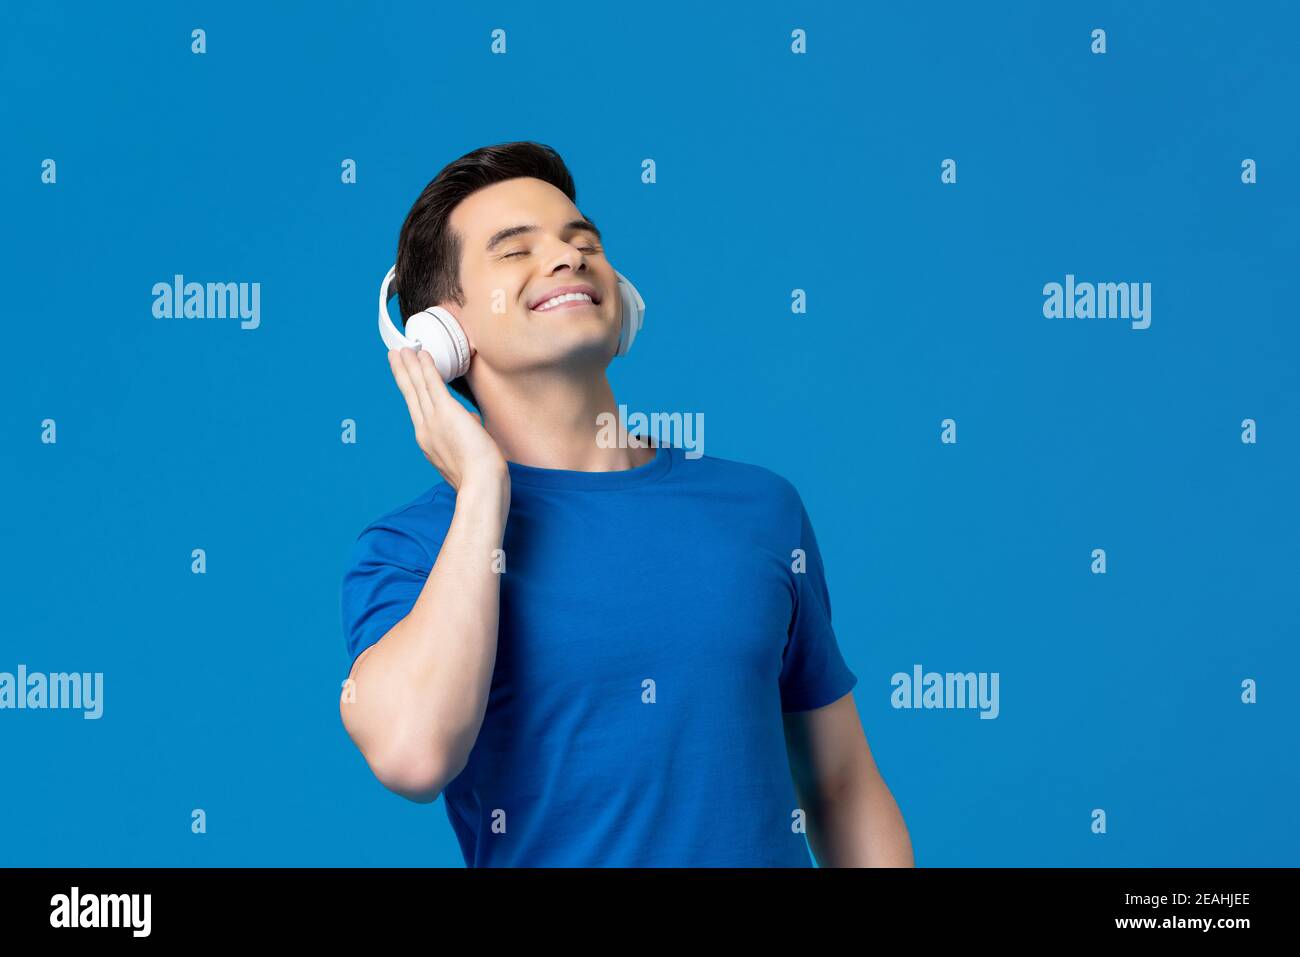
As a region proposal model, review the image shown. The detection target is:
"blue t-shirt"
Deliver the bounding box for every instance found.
[339,444,857,867]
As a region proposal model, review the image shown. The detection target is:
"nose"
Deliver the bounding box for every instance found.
[542,236,589,274]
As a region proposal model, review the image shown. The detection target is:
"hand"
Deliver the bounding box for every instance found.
[387,348,508,493]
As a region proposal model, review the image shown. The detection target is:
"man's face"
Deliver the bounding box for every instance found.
[441,176,622,385]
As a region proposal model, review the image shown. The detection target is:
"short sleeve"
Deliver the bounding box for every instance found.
[339,520,433,674]
[778,500,858,712]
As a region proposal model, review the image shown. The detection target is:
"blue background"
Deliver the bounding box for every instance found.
[2,0,1296,866]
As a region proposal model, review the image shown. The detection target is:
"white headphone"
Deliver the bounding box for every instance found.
[378,265,646,384]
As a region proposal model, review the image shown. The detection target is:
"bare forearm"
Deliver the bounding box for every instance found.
[807,773,914,867]
[341,471,510,799]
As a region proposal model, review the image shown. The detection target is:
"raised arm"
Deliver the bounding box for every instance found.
[340,347,509,803]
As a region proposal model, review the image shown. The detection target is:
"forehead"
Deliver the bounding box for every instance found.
[449,177,579,243]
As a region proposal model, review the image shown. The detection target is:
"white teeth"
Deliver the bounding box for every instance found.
[534,292,593,311]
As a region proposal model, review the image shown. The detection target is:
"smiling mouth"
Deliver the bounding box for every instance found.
[531,292,597,312]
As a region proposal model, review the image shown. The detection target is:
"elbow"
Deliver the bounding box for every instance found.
[371,753,449,804]
[353,739,454,805]
[378,744,469,804]
[338,659,466,804]
[361,726,458,803]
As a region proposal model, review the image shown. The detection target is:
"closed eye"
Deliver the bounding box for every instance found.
[504,245,599,259]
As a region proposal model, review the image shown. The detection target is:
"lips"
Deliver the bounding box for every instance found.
[528,284,601,310]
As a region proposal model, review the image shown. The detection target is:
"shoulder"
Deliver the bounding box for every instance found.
[673,448,804,511]
[347,482,456,565]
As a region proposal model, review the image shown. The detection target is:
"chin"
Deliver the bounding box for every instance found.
[520,295,618,350]
[536,326,620,367]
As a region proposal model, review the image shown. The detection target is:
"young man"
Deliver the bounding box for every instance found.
[339,141,912,867]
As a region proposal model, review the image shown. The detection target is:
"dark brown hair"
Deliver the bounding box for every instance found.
[394,142,578,408]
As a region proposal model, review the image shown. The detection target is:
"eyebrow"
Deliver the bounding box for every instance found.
[485,218,602,252]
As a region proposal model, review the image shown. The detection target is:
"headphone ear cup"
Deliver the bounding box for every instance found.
[614,273,645,357]
[405,307,471,383]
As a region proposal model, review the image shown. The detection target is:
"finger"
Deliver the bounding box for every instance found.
[397,346,440,426]
[414,347,454,410]
[387,349,427,429]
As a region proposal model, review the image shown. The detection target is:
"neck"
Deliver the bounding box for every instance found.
[472,366,655,472]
